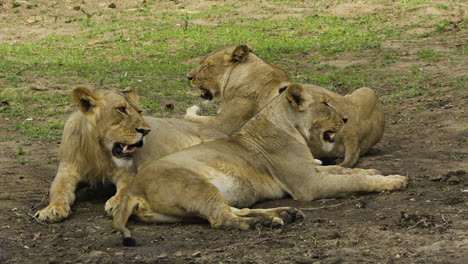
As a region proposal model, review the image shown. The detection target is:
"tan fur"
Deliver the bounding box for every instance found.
[186,45,291,134]
[35,86,151,222]
[133,117,226,169]
[113,84,407,245]
[185,45,385,167]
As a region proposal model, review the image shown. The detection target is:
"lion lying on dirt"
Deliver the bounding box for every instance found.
[113,84,407,246]
[35,86,151,222]
[185,45,384,167]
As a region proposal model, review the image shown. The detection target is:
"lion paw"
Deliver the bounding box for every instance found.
[185,105,201,117]
[383,175,408,190]
[35,203,71,223]
[105,195,121,216]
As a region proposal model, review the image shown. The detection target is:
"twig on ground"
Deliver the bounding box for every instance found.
[301,197,364,211]
[27,193,48,225]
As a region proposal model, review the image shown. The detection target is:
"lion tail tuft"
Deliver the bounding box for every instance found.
[123,236,137,247]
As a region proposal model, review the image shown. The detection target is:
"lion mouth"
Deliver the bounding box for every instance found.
[323,130,336,143]
[112,139,144,159]
[200,88,213,100]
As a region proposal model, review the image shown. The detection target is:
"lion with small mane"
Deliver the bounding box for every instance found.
[113,84,407,246]
[35,85,227,222]
[185,45,384,167]
[35,86,151,222]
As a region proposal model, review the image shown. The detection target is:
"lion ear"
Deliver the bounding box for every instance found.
[285,84,310,112]
[72,86,100,113]
[122,86,139,102]
[228,45,250,63]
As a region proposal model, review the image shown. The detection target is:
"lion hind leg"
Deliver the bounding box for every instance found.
[230,207,304,227]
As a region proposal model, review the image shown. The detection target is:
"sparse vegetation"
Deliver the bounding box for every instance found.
[0,1,466,263]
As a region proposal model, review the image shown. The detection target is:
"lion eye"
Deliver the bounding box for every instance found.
[137,110,143,114]
[116,106,127,114]
[323,102,330,107]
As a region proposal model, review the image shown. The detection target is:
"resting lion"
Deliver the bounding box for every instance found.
[35,86,152,222]
[113,84,407,246]
[185,45,384,167]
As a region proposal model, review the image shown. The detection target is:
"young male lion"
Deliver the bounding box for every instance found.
[35,86,151,222]
[113,84,407,246]
[185,45,384,167]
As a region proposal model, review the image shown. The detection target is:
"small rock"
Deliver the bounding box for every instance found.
[174,251,183,257]
[157,253,168,259]
[355,201,366,208]
[429,175,444,181]
[192,251,201,257]
[88,250,108,258]
[274,228,283,234]
[447,176,461,184]
[108,3,116,8]
[48,257,61,264]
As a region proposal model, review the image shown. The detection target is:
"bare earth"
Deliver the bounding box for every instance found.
[0,1,467,264]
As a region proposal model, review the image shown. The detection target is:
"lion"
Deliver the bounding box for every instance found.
[185,45,385,167]
[113,84,407,246]
[35,86,151,222]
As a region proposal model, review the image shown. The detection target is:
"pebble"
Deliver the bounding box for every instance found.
[429,175,444,181]
[447,176,461,184]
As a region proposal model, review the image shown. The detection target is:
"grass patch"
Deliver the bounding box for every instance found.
[0,0,465,142]
[15,120,63,141]
[417,49,444,61]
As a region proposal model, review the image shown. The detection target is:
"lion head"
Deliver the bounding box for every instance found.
[187,45,252,100]
[70,86,151,167]
[282,84,347,150]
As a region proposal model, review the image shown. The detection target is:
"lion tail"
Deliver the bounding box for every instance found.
[112,194,137,246]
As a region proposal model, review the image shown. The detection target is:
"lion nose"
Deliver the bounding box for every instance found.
[136,128,151,136]
[187,75,193,81]
[342,117,348,124]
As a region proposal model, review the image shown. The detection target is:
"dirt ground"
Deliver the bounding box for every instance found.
[1,1,467,264]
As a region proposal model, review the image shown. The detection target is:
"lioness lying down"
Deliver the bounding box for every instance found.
[113,84,407,246]
[185,45,384,167]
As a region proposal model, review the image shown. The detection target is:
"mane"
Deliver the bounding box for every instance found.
[59,111,114,185]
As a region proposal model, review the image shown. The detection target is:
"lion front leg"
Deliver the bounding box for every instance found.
[338,137,360,168]
[317,165,381,175]
[306,171,408,200]
[184,98,254,134]
[35,163,81,222]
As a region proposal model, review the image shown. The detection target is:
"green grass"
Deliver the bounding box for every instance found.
[417,49,444,61]
[0,0,465,140]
